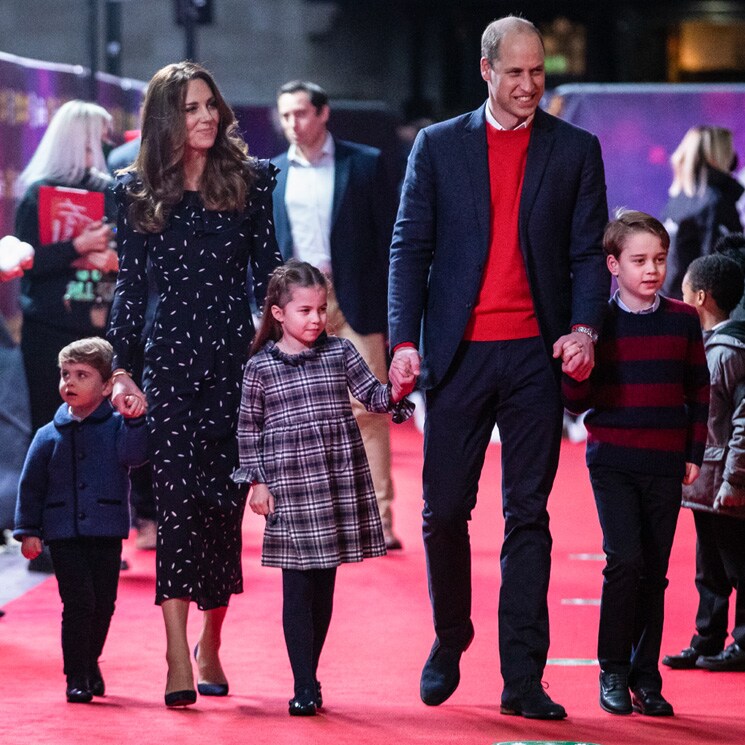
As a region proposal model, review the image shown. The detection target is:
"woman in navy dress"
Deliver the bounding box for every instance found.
[107,62,282,707]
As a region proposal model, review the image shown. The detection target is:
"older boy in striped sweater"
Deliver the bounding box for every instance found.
[563,209,710,718]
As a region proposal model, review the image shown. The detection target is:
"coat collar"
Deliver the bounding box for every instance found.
[54,399,114,429]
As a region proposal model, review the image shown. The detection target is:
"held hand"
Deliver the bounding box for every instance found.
[21,536,43,561]
[72,221,113,255]
[553,331,595,381]
[390,347,421,391]
[389,354,417,402]
[111,375,147,417]
[682,463,700,486]
[249,483,275,516]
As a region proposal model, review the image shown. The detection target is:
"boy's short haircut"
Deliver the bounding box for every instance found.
[603,208,671,258]
[58,337,114,382]
[686,254,745,315]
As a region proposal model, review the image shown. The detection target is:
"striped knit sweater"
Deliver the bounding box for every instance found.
[563,296,710,477]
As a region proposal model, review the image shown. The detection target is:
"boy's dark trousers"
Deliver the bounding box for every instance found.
[692,510,745,652]
[589,465,681,691]
[48,537,122,684]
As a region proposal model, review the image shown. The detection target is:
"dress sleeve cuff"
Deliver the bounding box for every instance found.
[231,465,266,484]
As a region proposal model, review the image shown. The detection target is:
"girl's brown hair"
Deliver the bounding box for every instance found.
[250,260,328,356]
[124,61,255,233]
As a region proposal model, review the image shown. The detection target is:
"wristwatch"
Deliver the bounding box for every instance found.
[572,324,598,344]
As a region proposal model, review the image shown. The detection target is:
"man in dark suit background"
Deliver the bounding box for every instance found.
[272,81,402,549]
[388,16,609,718]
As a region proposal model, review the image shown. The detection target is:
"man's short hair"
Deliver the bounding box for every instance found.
[602,208,670,258]
[686,254,745,315]
[277,80,329,113]
[58,337,114,382]
[481,15,544,63]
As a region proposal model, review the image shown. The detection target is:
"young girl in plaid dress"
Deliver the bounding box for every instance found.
[233,260,415,716]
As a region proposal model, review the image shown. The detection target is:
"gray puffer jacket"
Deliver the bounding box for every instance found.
[682,320,745,518]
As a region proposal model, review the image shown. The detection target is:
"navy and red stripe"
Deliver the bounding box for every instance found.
[563,296,709,477]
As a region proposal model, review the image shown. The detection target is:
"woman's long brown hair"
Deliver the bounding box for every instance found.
[124,61,255,233]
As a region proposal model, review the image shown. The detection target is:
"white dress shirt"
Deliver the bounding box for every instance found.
[284,133,335,274]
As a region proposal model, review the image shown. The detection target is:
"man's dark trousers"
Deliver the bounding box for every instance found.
[422,336,563,690]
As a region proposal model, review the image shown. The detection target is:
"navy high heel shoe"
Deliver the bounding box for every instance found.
[194,644,229,696]
[164,689,197,707]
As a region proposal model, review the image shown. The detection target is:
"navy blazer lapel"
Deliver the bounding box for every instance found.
[462,105,491,252]
[520,108,556,233]
[332,139,351,227]
[271,153,293,260]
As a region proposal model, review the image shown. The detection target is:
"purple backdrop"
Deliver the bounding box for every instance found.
[555,83,745,220]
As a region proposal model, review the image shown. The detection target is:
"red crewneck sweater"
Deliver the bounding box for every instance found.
[463,122,539,341]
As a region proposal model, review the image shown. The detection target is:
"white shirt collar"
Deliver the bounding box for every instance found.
[613,289,661,315]
[485,101,534,131]
[288,132,335,166]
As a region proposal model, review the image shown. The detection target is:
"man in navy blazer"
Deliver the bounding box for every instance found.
[389,17,609,718]
[272,81,401,547]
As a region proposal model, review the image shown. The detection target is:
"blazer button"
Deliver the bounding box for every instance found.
[78,512,86,520]
[78,482,86,489]
[78,452,85,460]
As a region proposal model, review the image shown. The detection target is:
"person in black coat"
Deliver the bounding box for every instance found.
[661,125,743,300]
[15,100,117,433]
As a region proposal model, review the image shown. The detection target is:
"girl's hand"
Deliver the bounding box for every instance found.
[250,483,275,516]
[111,374,148,417]
[21,536,43,560]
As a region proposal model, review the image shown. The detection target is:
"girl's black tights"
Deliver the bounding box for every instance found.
[282,567,337,695]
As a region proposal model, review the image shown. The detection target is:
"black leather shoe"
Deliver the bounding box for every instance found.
[696,642,745,671]
[420,634,472,706]
[194,644,229,696]
[66,679,93,703]
[500,679,567,720]
[89,665,105,697]
[599,671,631,714]
[631,687,674,716]
[289,687,317,716]
[164,689,197,707]
[662,646,703,670]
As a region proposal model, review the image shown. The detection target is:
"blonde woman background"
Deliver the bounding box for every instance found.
[662,125,743,299]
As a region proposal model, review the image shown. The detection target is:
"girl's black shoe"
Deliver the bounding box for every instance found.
[66,679,93,703]
[289,686,317,716]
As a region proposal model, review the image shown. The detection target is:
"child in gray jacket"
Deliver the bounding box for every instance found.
[664,254,745,673]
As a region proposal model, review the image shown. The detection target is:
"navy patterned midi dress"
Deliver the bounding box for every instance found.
[233,335,414,570]
[108,160,282,609]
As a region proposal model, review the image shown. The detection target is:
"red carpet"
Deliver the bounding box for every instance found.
[2,421,744,745]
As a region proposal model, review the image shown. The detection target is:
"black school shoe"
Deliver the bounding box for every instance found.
[66,678,93,703]
[289,686,317,716]
[662,646,703,670]
[696,642,745,671]
[599,671,632,715]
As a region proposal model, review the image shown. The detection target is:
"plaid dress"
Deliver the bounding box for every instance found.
[233,335,413,569]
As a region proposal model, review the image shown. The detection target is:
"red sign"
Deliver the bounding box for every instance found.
[37,185,104,245]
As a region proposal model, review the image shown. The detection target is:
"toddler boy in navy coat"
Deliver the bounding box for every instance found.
[14,337,147,702]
